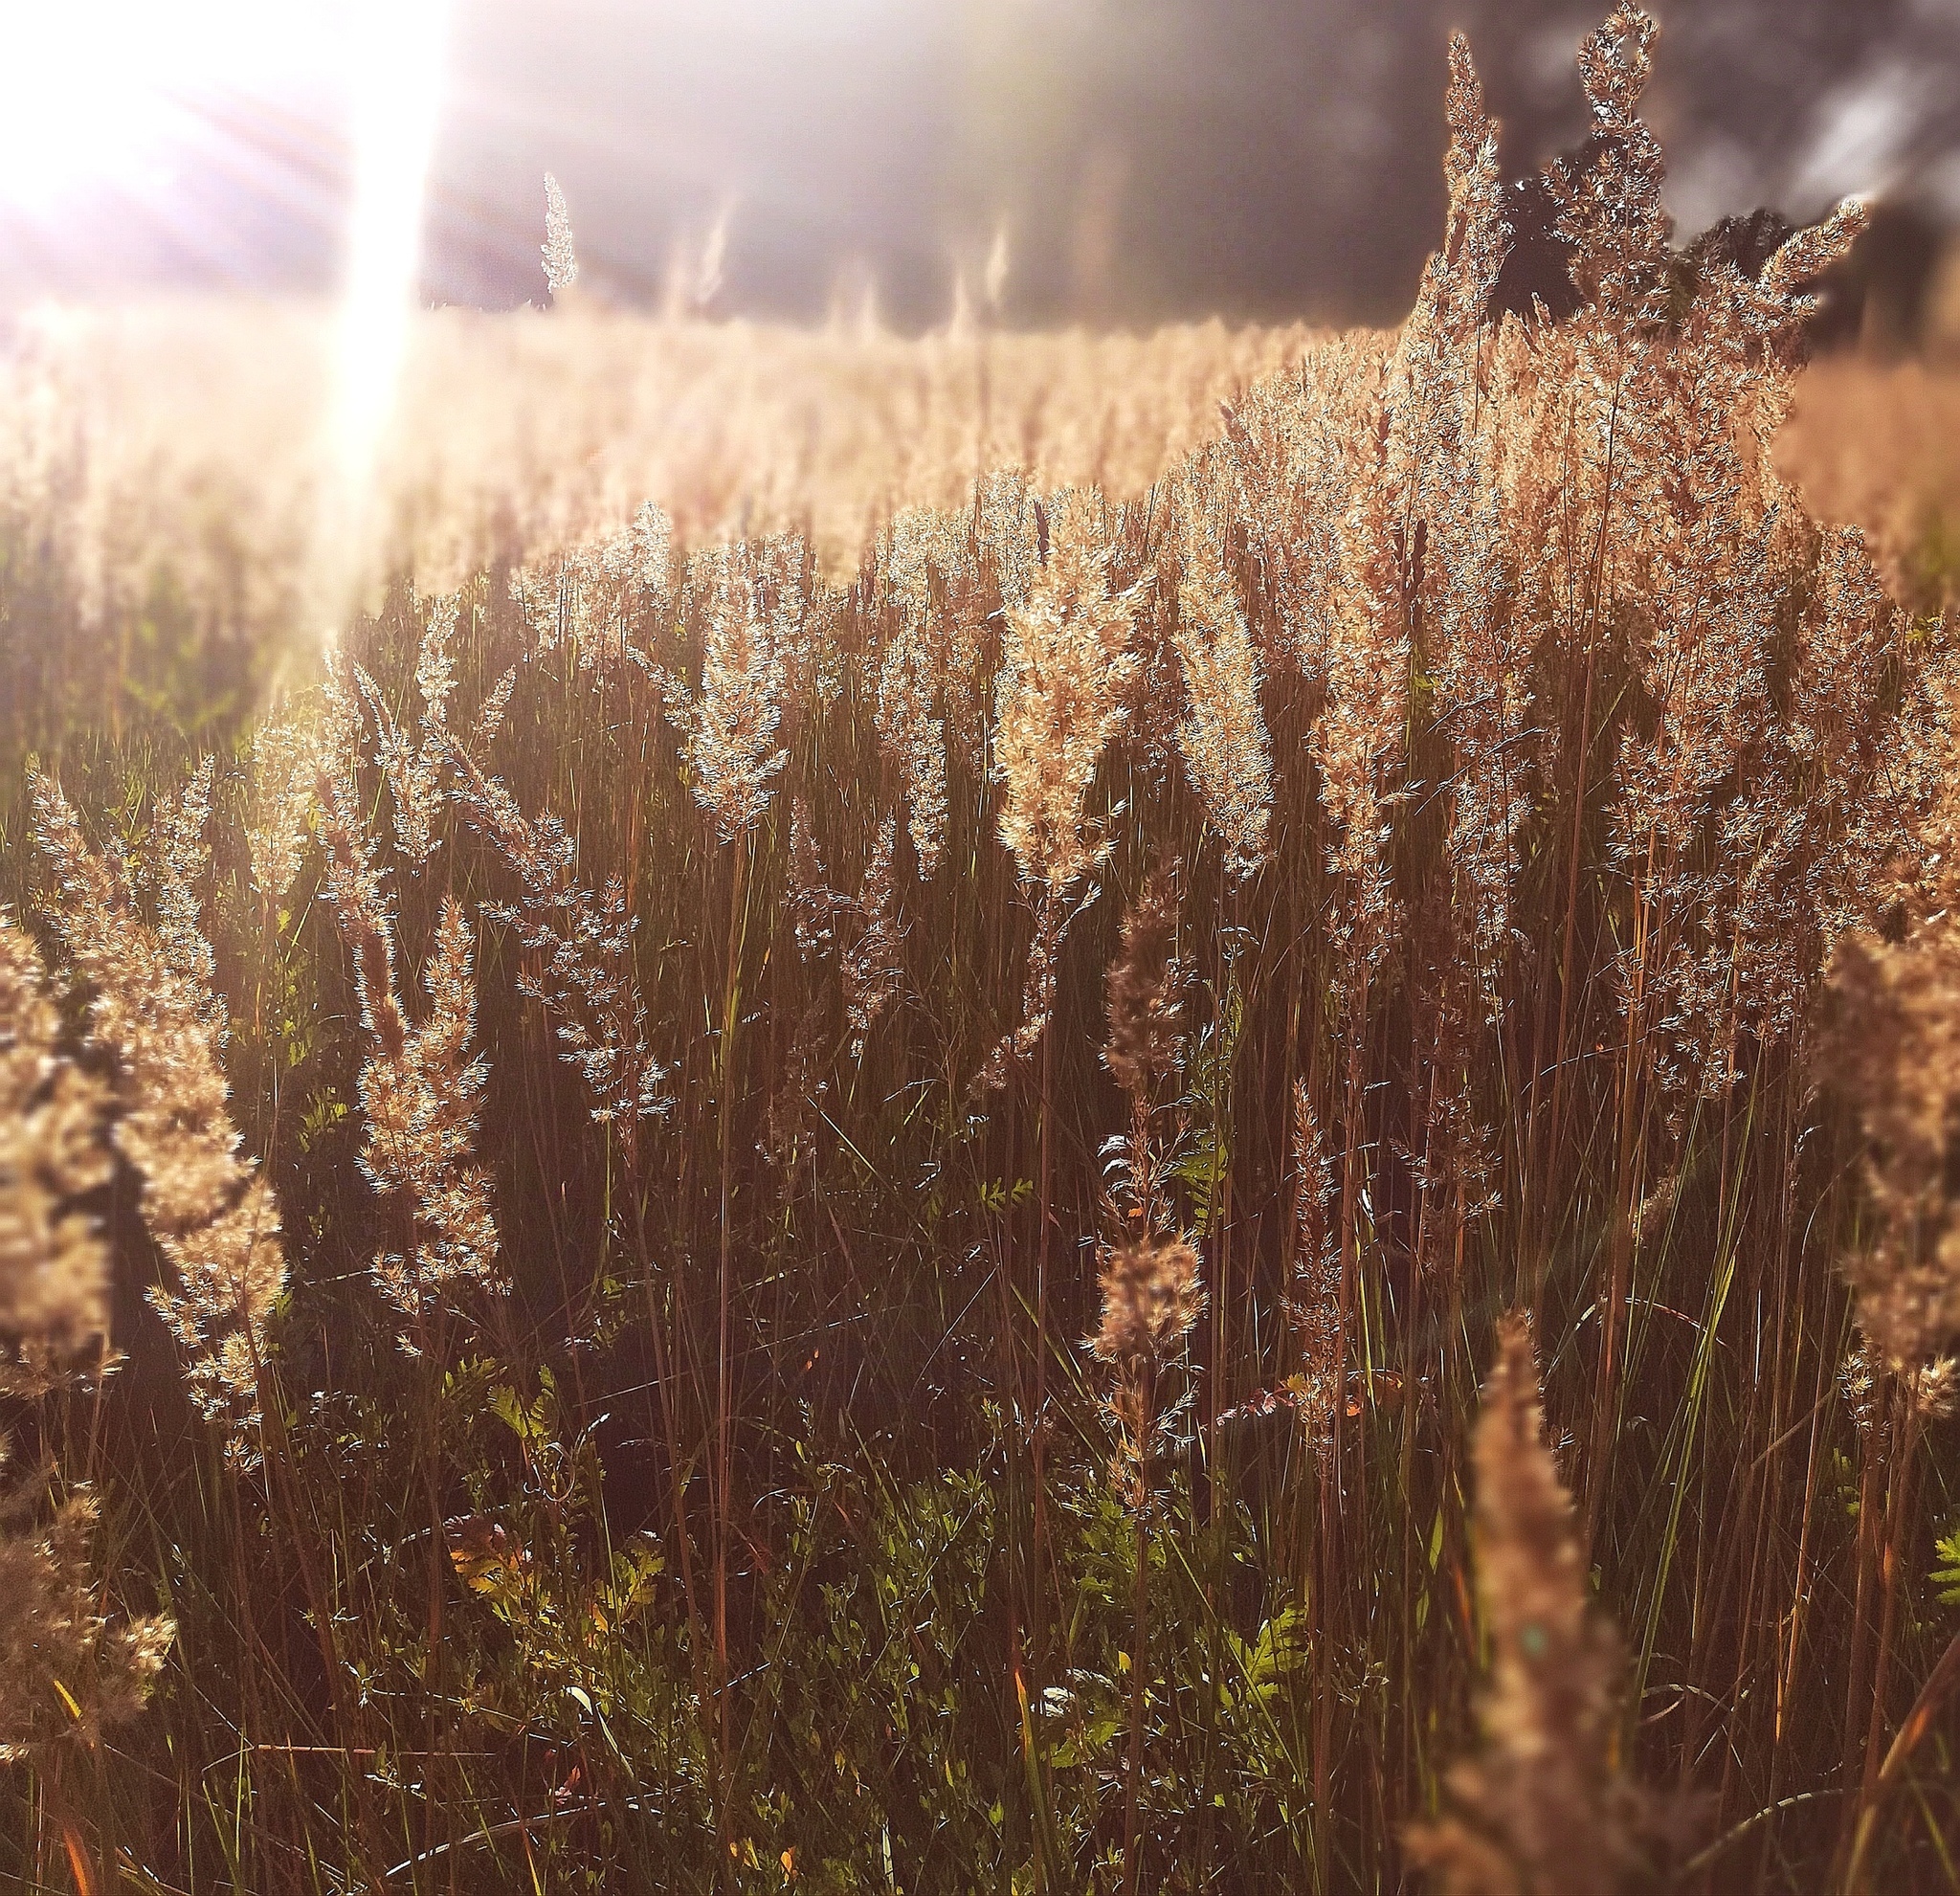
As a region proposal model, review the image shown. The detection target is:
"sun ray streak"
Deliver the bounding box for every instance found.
[322,0,454,636]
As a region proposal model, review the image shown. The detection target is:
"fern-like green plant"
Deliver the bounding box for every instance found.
[1933,1521,1960,1608]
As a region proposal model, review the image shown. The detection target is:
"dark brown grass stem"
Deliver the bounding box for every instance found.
[1857,1381,1923,1805]
[712,828,750,1878]
[247,1337,388,1893]
[1842,1389,1886,1802]
[1122,1354,1153,1896]
[1534,352,1631,1304]
[1844,1628,1960,1894]
[1585,845,1656,1554]
[1031,895,1056,1733]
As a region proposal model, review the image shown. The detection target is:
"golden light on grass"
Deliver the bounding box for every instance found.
[6,8,1960,1889]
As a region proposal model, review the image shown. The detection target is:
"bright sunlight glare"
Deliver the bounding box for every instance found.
[332,0,453,487]
[0,1,330,209]
[320,0,453,635]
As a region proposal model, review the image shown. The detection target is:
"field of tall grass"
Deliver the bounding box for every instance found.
[5,9,1960,1891]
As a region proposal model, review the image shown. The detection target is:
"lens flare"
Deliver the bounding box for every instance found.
[323,0,453,627]
[0,2,324,210]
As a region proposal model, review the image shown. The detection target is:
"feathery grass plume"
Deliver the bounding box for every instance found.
[449,747,669,1145]
[0,918,172,1782]
[877,507,969,870]
[542,172,578,295]
[316,663,410,1058]
[1288,1079,1342,1452]
[1528,9,1890,1114]
[32,773,285,1464]
[760,798,838,1171]
[1558,7,1669,328]
[1403,41,1543,993]
[245,701,321,909]
[361,592,460,866]
[1092,1236,1204,1499]
[786,796,844,965]
[875,608,949,880]
[315,695,503,1341]
[985,502,1145,1085]
[1405,1315,1644,1894]
[1314,381,1411,999]
[1825,915,1960,1370]
[992,506,1146,898]
[0,1460,174,1765]
[970,888,1086,1097]
[145,757,224,1037]
[1103,864,1183,1105]
[1172,521,1272,881]
[658,552,791,842]
[353,897,504,1346]
[842,814,904,1060]
[0,914,111,1386]
[1718,526,1934,1069]
[600,497,673,598]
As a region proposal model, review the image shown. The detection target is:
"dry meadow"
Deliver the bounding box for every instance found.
[4,9,1960,1892]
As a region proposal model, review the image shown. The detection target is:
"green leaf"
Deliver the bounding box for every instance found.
[1933,1523,1960,1608]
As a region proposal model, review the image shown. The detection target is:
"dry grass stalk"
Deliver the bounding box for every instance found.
[1406,1314,1643,1895]
[658,554,791,843]
[0,915,112,1388]
[0,914,172,1804]
[1092,1236,1203,1509]
[993,512,1145,900]
[542,173,579,297]
[841,814,904,1060]
[875,621,949,881]
[1825,916,1960,1372]
[875,514,961,877]
[33,772,286,1464]
[449,747,670,1151]
[361,594,462,866]
[354,898,504,1345]
[1288,1079,1342,1453]
[245,703,322,909]
[316,695,503,1344]
[1102,865,1183,1107]
[0,1458,174,1766]
[1172,524,1273,881]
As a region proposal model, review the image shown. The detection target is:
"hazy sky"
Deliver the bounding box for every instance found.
[1,0,1954,324]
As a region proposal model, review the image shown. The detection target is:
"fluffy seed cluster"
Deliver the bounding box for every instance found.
[355,898,504,1344]
[1102,866,1183,1103]
[33,772,286,1464]
[0,923,172,1764]
[1406,1315,1640,1895]
[0,915,111,1385]
[317,695,504,1348]
[841,813,905,1060]
[993,514,1146,897]
[542,172,578,295]
[1093,1236,1204,1376]
[658,554,791,843]
[361,593,461,866]
[1826,915,1960,1371]
[449,748,670,1152]
[1171,526,1273,881]
[245,702,322,909]
[0,1466,174,1765]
